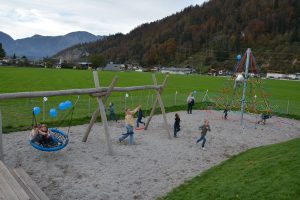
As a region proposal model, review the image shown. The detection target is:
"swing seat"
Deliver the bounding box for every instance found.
[29,128,69,152]
[135,127,144,131]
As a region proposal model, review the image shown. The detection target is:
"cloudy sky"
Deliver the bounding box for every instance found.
[0,0,205,39]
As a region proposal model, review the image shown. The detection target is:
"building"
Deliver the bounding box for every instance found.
[103,62,125,71]
[266,73,297,80]
[78,62,92,69]
[161,67,193,75]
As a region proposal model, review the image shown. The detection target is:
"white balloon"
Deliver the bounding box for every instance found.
[235,74,244,82]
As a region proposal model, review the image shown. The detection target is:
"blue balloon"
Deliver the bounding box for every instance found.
[65,100,72,109]
[59,102,67,110]
[237,54,242,61]
[49,108,58,118]
[33,107,41,116]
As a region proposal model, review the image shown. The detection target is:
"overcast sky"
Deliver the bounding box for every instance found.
[0,0,205,39]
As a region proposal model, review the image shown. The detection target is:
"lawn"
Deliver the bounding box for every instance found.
[0,67,299,132]
[158,138,300,200]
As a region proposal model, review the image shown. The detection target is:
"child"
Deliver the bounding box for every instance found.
[174,113,181,138]
[119,105,141,145]
[223,106,229,119]
[30,125,40,141]
[196,120,211,150]
[257,113,271,125]
[136,107,145,127]
[109,102,117,121]
[38,124,53,146]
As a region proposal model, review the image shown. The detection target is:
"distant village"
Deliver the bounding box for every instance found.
[0,56,299,80]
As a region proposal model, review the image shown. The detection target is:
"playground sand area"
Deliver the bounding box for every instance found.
[3,110,300,200]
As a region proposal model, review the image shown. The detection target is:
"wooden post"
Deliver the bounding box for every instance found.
[0,110,3,161]
[145,75,172,139]
[91,71,114,155]
[144,75,168,130]
[82,75,118,143]
[153,75,172,139]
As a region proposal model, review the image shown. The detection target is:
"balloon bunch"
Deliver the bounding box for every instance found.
[33,100,73,118]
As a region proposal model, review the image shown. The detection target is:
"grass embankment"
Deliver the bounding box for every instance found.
[159,138,300,200]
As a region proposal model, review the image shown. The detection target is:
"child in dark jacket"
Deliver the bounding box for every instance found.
[223,106,229,119]
[136,107,145,127]
[196,120,211,150]
[174,113,181,138]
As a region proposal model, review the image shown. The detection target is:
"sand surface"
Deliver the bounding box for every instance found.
[3,110,300,200]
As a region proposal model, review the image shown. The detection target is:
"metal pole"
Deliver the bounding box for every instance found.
[42,100,45,121]
[240,48,251,126]
[0,110,3,161]
[88,97,91,116]
[175,92,177,105]
[125,95,126,109]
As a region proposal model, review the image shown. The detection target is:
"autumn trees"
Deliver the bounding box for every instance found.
[56,0,300,73]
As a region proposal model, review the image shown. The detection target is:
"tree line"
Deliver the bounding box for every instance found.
[56,0,300,73]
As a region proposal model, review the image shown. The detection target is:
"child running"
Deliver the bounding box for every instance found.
[196,119,211,150]
[257,113,271,125]
[223,106,229,119]
[119,105,141,145]
[136,107,145,128]
[174,113,181,138]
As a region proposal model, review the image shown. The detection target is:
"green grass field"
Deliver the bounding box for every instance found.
[0,67,299,132]
[158,138,300,200]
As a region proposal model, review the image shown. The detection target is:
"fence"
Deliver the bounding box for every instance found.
[0,90,299,133]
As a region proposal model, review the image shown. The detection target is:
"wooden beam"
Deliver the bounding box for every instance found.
[0,86,162,100]
[152,74,172,139]
[82,76,119,142]
[144,75,169,130]
[0,110,3,161]
[10,168,50,200]
[90,92,108,97]
[0,161,30,200]
[93,71,114,155]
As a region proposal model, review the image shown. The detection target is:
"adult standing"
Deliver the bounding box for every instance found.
[187,92,195,114]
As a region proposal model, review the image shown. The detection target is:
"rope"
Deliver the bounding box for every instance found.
[66,96,80,135]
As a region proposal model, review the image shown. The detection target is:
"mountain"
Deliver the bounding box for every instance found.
[0,31,103,58]
[55,0,300,73]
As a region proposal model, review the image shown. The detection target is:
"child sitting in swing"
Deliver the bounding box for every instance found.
[30,124,54,146]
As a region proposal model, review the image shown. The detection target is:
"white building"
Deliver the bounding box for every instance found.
[161,67,193,75]
[103,62,125,71]
[266,73,297,80]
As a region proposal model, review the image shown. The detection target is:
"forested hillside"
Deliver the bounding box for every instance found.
[56,0,300,73]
